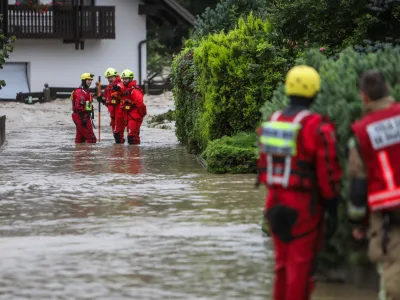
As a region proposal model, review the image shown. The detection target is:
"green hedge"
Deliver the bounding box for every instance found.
[261,45,400,270]
[172,14,293,154]
[171,45,203,153]
[201,132,257,174]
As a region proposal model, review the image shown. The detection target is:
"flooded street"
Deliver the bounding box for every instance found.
[0,95,376,299]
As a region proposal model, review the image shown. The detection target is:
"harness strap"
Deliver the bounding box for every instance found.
[267,110,312,188]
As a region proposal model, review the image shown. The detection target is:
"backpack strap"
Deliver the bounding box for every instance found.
[267,109,312,188]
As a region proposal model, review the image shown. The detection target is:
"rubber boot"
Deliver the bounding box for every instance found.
[114,132,122,144]
[128,136,135,145]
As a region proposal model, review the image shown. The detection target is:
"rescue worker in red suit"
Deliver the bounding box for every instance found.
[98,67,126,143]
[256,65,342,300]
[347,71,400,300]
[119,69,147,145]
[71,73,97,144]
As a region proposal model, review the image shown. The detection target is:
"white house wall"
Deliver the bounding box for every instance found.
[7,0,147,92]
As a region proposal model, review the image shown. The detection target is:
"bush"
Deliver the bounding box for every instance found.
[0,34,16,90]
[260,45,400,270]
[201,132,258,173]
[172,0,297,156]
[194,14,292,150]
[171,45,203,153]
[172,14,293,154]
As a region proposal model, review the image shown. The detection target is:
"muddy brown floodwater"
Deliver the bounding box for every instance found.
[0,95,377,299]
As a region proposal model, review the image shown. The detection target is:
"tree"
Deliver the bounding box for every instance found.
[192,0,269,39]
[176,0,219,17]
[268,0,400,55]
[0,31,16,90]
[367,0,400,43]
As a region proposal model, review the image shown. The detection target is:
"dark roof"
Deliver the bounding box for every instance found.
[139,0,196,27]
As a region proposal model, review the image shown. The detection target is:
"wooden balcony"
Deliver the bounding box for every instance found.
[7,5,115,40]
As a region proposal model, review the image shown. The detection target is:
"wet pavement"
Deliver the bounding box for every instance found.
[0,96,377,299]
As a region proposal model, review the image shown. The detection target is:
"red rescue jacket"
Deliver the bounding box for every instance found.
[257,109,342,201]
[104,76,124,106]
[352,102,400,211]
[120,80,147,119]
[71,86,93,113]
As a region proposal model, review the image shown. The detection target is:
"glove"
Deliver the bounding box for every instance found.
[97,96,105,104]
[112,85,121,92]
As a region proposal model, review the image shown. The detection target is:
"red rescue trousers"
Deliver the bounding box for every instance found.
[108,104,125,143]
[266,190,324,300]
[272,230,322,300]
[72,112,96,144]
[123,110,142,145]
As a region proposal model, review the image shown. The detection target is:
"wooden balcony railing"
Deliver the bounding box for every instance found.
[7,5,115,40]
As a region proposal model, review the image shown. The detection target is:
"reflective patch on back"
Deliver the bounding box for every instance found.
[367,115,400,150]
[261,109,311,188]
[259,121,302,156]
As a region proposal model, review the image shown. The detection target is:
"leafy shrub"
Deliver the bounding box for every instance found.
[172,15,294,154]
[171,45,203,153]
[191,14,292,151]
[260,45,400,270]
[0,34,16,90]
[201,132,258,173]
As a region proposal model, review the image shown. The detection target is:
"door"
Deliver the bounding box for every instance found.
[0,63,30,100]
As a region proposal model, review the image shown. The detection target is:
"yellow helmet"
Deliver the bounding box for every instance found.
[120,69,134,79]
[81,73,94,80]
[104,67,118,78]
[285,65,321,98]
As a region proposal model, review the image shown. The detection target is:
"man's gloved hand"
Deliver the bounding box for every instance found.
[96,96,105,104]
[81,116,87,126]
[112,85,121,92]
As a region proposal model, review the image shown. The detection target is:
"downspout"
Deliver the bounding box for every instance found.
[74,0,79,50]
[138,39,147,86]
[79,0,83,50]
[25,62,30,92]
